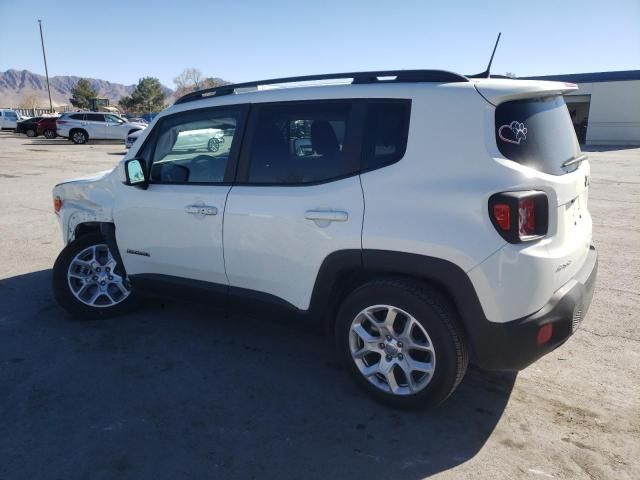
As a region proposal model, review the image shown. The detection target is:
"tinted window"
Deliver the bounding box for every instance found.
[85,113,105,122]
[69,114,84,120]
[5,111,17,120]
[105,114,123,123]
[150,108,240,184]
[495,96,581,175]
[362,101,410,171]
[247,102,354,184]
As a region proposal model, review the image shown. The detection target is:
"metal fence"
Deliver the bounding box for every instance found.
[7,106,74,117]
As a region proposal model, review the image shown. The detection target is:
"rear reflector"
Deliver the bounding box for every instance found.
[488,191,549,243]
[518,198,536,236]
[537,324,553,346]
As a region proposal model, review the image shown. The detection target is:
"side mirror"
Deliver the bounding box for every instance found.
[124,159,147,187]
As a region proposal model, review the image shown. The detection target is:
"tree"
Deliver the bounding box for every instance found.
[202,77,227,89]
[119,77,166,114]
[173,68,205,97]
[20,93,43,110]
[69,78,97,109]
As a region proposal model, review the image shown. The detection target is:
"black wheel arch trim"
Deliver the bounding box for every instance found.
[309,249,487,343]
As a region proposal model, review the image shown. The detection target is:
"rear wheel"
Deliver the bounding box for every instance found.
[53,233,136,318]
[44,129,56,139]
[335,279,468,409]
[71,129,88,144]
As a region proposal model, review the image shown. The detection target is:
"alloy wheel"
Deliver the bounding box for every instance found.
[67,244,130,308]
[349,304,436,395]
[73,131,86,144]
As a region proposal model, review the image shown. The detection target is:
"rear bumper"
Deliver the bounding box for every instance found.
[470,245,598,371]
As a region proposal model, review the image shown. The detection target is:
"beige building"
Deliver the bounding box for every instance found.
[525,71,640,145]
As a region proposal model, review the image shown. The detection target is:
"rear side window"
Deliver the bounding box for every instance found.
[495,96,581,175]
[246,102,355,184]
[69,114,84,120]
[86,113,105,122]
[362,101,410,171]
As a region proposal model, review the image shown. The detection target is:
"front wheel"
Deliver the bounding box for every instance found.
[335,279,468,409]
[44,129,56,139]
[26,128,37,137]
[53,233,136,318]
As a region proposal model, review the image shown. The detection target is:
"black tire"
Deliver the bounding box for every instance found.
[53,233,137,319]
[44,129,56,139]
[335,278,468,409]
[26,128,37,137]
[70,129,88,144]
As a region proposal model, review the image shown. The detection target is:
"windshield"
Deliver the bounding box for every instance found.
[495,96,581,175]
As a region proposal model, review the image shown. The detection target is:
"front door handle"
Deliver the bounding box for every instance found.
[304,210,348,222]
[185,205,218,216]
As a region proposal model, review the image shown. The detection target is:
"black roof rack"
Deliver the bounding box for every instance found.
[174,69,469,104]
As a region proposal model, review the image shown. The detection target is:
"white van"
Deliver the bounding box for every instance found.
[0,109,20,130]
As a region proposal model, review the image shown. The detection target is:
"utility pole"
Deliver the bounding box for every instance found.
[38,20,54,112]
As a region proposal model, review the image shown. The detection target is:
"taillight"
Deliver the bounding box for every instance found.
[493,204,511,231]
[53,196,63,213]
[489,191,548,243]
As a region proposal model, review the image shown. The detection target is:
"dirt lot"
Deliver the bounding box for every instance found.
[0,131,638,480]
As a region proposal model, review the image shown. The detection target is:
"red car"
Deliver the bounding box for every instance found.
[36,117,59,139]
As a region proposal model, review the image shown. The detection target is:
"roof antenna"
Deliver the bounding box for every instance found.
[468,32,502,79]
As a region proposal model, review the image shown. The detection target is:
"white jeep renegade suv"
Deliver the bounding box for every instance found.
[51,70,597,408]
[56,112,146,144]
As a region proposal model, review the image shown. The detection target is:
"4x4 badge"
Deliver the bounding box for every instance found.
[498,121,528,145]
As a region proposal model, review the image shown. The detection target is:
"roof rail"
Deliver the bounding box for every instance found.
[174,69,469,105]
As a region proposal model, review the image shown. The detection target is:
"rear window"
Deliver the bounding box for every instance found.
[495,96,580,175]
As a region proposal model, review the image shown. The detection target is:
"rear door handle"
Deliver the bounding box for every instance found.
[304,210,348,222]
[185,205,218,216]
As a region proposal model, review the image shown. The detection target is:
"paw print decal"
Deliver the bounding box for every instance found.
[498,121,528,145]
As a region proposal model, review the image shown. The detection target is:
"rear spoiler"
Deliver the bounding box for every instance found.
[472,79,579,106]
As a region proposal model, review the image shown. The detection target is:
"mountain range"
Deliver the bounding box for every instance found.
[0,69,175,108]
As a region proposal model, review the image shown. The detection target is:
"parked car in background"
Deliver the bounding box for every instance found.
[124,129,144,149]
[56,112,146,144]
[37,116,60,139]
[16,117,44,137]
[126,117,148,126]
[0,109,20,130]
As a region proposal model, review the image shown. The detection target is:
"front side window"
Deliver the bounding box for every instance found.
[6,112,18,120]
[69,114,84,120]
[247,102,354,184]
[105,114,122,123]
[149,109,241,184]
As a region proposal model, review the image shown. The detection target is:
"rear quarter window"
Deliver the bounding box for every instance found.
[361,101,411,172]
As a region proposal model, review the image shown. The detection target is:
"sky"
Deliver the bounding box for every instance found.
[0,0,639,88]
